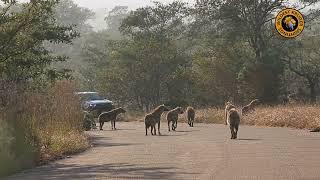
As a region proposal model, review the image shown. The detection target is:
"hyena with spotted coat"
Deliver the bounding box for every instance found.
[186,106,195,127]
[98,108,126,130]
[225,101,236,125]
[227,108,240,139]
[144,105,169,136]
[167,107,184,131]
[241,99,259,116]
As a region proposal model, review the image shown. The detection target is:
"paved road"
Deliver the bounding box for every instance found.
[5,122,320,180]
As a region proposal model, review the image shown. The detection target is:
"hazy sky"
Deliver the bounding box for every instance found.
[73,0,194,30]
[16,0,318,30]
[74,0,193,11]
[17,0,194,11]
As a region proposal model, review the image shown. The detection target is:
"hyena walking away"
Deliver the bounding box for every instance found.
[167,107,184,131]
[227,108,240,139]
[144,105,169,136]
[98,108,126,130]
[225,102,236,125]
[186,106,195,127]
[242,99,259,116]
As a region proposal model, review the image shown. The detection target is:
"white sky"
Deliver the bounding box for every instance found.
[14,0,320,30]
[71,0,194,30]
[16,0,194,11]
[74,0,193,11]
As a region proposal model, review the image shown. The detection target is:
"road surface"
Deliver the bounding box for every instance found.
[5,122,320,180]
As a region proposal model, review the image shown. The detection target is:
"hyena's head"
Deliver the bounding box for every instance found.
[118,107,126,114]
[252,99,260,105]
[156,104,170,112]
[176,107,184,114]
[225,101,232,106]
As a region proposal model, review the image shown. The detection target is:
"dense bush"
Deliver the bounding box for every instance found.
[0,81,89,177]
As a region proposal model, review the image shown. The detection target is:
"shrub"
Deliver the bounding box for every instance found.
[0,80,89,177]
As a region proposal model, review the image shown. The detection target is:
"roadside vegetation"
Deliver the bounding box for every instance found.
[0,0,91,177]
[179,105,320,130]
[1,0,320,177]
[0,80,89,177]
[126,105,320,131]
[81,0,320,112]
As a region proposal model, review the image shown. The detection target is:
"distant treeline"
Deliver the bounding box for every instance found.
[77,1,320,111]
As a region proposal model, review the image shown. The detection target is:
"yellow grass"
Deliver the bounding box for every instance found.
[0,81,90,176]
[179,105,320,130]
[243,105,320,129]
[30,81,90,163]
[129,105,320,130]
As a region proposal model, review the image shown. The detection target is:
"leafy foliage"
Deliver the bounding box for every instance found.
[0,0,79,83]
[81,0,320,108]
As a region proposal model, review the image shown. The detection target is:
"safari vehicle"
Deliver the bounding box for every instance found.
[75,92,114,117]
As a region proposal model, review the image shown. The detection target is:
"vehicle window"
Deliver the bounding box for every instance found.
[88,94,104,101]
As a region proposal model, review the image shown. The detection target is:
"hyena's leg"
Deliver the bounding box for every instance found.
[168,121,171,132]
[158,121,161,135]
[153,125,157,135]
[172,121,175,131]
[225,111,228,125]
[225,111,227,125]
[154,124,157,136]
[145,124,149,136]
[174,120,177,131]
[99,122,104,130]
[234,124,239,139]
[110,120,114,130]
[192,118,194,127]
[230,126,235,139]
[151,126,154,135]
[113,120,116,130]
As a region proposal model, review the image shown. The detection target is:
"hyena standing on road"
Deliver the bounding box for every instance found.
[225,101,236,125]
[241,99,259,116]
[98,108,126,130]
[226,107,240,139]
[144,104,169,136]
[167,107,184,131]
[186,106,195,127]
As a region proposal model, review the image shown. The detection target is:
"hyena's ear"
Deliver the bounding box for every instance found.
[164,104,171,107]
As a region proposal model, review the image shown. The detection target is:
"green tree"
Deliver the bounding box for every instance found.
[282,28,320,102]
[0,0,78,83]
[191,0,320,103]
[85,1,190,110]
[104,6,129,39]
[45,0,94,84]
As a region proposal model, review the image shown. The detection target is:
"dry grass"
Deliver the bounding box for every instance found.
[127,108,225,124]
[179,108,225,124]
[178,105,320,130]
[27,81,90,163]
[39,130,89,163]
[0,80,89,177]
[242,105,320,130]
[127,105,320,130]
